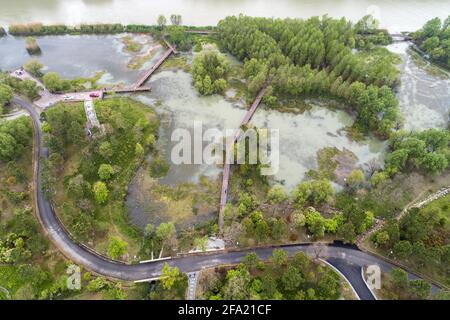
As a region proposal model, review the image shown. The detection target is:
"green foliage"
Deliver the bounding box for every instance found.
[98,164,114,180]
[354,15,392,49]
[409,279,431,299]
[270,218,288,240]
[157,15,167,28]
[161,263,182,290]
[347,169,365,187]
[386,129,450,175]
[303,207,342,239]
[43,98,160,250]
[156,222,176,242]
[242,211,271,243]
[42,72,68,93]
[166,25,193,51]
[93,181,109,204]
[413,16,450,68]
[194,236,208,251]
[223,265,251,299]
[0,84,13,114]
[203,251,342,300]
[24,60,43,77]
[267,184,287,204]
[238,192,258,216]
[292,179,334,207]
[86,276,127,300]
[107,237,128,260]
[0,117,32,161]
[99,141,113,159]
[373,195,450,286]
[292,210,306,229]
[192,51,229,95]
[243,252,261,270]
[0,73,40,101]
[271,249,288,268]
[149,156,169,178]
[393,240,413,259]
[218,15,401,135]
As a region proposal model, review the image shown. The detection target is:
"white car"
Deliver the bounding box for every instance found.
[63,95,74,101]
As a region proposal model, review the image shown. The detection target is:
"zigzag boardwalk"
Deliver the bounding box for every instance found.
[133,38,177,89]
[218,85,269,234]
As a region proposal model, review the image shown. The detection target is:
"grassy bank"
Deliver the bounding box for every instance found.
[8,23,156,36]
[7,22,217,37]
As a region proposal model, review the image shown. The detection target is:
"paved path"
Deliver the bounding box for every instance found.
[10,70,103,109]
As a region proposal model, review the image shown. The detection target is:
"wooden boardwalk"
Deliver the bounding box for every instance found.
[133,39,176,88]
[218,85,269,234]
[185,30,217,35]
[104,86,151,94]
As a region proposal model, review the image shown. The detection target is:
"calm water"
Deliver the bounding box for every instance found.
[0,33,165,84]
[387,42,450,130]
[136,70,385,190]
[1,0,450,32]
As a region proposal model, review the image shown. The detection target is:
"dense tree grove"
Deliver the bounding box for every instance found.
[0,84,13,115]
[0,73,41,101]
[385,129,450,175]
[192,51,229,95]
[42,98,160,252]
[218,15,401,136]
[0,117,33,161]
[413,16,450,68]
[372,194,450,286]
[202,250,342,300]
[353,15,393,49]
[8,22,153,36]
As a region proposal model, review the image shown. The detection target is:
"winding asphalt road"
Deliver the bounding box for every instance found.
[13,96,436,300]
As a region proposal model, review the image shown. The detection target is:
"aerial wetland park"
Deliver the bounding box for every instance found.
[0,0,449,304]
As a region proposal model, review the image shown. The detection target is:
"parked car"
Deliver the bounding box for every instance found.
[89,92,100,98]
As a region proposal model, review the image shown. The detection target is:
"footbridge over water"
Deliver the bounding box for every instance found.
[133,38,177,89]
[218,84,269,234]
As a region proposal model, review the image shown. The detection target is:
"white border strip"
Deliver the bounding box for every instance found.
[139,256,172,264]
[361,267,378,300]
[134,276,168,283]
[319,259,360,300]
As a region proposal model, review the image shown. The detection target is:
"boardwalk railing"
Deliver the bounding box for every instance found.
[218,85,269,234]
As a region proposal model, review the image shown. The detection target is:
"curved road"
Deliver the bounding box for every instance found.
[13,96,435,300]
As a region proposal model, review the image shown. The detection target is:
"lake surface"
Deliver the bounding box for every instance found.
[387,42,450,130]
[1,0,450,32]
[137,70,385,190]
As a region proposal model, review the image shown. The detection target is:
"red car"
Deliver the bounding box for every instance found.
[89,92,100,98]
